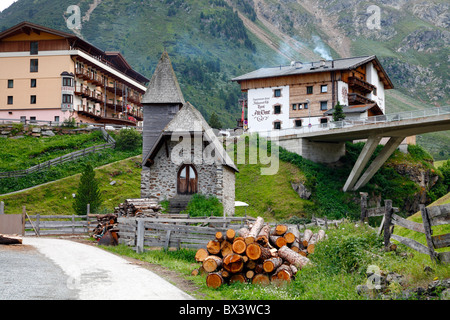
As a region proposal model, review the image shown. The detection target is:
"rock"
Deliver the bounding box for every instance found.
[110,180,116,186]
[31,127,41,133]
[386,272,406,286]
[41,130,55,137]
[291,182,311,200]
[441,288,450,300]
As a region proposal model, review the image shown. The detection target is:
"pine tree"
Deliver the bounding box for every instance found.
[73,163,102,215]
[333,101,346,122]
[208,112,223,129]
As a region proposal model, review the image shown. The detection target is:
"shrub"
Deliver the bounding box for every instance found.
[182,193,223,217]
[73,163,103,215]
[115,128,142,151]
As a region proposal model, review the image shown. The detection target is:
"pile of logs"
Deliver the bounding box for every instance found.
[192,216,327,288]
[114,198,163,217]
[91,213,119,246]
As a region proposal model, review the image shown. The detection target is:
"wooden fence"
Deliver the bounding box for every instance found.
[361,194,450,263]
[386,203,450,264]
[0,128,115,179]
[118,216,257,253]
[24,213,101,236]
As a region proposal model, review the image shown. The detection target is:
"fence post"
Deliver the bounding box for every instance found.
[136,219,144,253]
[22,206,26,236]
[383,200,393,250]
[420,204,437,262]
[86,204,90,215]
[72,214,75,234]
[0,201,4,214]
[36,213,40,235]
[360,192,368,222]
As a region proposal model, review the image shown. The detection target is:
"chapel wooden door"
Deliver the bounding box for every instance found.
[177,164,198,195]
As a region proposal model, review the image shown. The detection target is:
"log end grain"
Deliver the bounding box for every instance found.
[206,273,224,289]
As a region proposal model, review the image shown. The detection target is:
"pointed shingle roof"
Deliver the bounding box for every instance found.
[142,51,185,104]
[142,102,238,172]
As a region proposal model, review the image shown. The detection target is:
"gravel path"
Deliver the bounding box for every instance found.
[1,237,194,300]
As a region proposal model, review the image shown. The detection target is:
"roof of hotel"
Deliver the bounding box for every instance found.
[0,21,150,84]
[232,55,394,89]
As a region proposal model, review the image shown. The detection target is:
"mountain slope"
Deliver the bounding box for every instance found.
[1,0,448,158]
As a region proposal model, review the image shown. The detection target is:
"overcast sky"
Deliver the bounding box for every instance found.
[0,0,18,12]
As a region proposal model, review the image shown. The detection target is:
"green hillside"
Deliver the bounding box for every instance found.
[1,0,448,158]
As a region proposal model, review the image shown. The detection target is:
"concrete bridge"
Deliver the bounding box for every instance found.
[258,106,450,192]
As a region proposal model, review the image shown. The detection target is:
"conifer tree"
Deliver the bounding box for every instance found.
[333,101,346,122]
[73,163,102,215]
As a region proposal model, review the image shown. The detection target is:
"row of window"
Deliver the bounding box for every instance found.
[6,94,73,105]
[272,100,328,114]
[273,85,328,98]
[6,95,37,105]
[273,118,328,130]
[15,116,60,123]
[7,79,37,88]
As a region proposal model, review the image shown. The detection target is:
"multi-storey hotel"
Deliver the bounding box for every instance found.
[232,55,394,132]
[0,21,149,126]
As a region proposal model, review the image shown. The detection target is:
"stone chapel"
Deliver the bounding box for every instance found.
[140,51,238,215]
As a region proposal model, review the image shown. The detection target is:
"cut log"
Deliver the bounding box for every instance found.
[215,231,224,242]
[272,264,293,282]
[252,273,270,286]
[246,259,256,270]
[246,270,255,279]
[302,229,313,247]
[284,225,300,244]
[260,245,272,261]
[254,263,264,274]
[246,243,262,260]
[0,234,22,245]
[237,227,250,238]
[220,240,233,257]
[232,238,247,255]
[270,235,287,248]
[245,216,265,243]
[307,234,318,254]
[223,254,244,273]
[290,238,303,252]
[202,255,223,273]
[230,273,246,284]
[274,224,288,236]
[195,248,209,262]
[256,224,271,245]
[278,245,310,268]
[226,229,236,242]
[206,272,224,289]
[263,257,283,273]
[317,229,326,241]
[206,240,221,255]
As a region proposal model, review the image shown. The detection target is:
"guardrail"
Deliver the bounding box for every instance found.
[253,106,450,138]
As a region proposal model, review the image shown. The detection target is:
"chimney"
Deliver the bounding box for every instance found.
[320,59,326,67]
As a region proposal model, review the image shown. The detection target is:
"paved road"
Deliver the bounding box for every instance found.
[0,237,194,300]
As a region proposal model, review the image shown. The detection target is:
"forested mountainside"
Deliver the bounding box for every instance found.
[1,0,448,158]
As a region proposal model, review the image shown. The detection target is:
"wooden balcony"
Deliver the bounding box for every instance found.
[348,76,376,94]
[348,93,376,105]
[76,105,139,126]
[74,85,91,98]
[75,68,90,80]
[87,73,103,86]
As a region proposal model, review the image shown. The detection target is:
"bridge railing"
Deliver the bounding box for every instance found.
[253,106,450,138]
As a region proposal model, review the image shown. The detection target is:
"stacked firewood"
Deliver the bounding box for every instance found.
[192,216,327,288]
[114,198,163,217]
[91,213,119,243]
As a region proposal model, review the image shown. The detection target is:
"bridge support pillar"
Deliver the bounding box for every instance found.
[344,136,406,192]
[343,135,382,192]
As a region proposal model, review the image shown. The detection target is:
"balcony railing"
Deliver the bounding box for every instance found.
[348,93,375,105]
[348,77,376,94]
